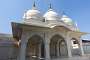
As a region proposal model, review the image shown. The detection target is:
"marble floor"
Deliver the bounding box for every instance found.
[51,55,90,60]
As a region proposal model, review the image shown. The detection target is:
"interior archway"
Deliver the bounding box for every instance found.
[26,35,45,60]
[50,35,68,58]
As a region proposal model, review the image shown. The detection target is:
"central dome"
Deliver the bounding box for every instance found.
[44,9,60,21]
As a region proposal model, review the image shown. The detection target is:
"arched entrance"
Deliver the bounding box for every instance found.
[50,35,68,58]
[71,38,80,56]
[26,35,45,60]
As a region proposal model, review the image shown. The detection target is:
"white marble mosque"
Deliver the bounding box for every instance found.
[0,1,89,60]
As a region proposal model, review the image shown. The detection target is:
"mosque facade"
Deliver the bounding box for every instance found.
[0,2,88,60]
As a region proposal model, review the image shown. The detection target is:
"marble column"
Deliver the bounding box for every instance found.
[39,44,41,58]
[57,41,60,57]
[45,42,50,60]
[19,41,26,60]
[65,32,72,57]
[17,34,27,60]
[44,33,50,60]
[79,38,84,56]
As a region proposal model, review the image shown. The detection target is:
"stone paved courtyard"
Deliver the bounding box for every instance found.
[52,55,90,60]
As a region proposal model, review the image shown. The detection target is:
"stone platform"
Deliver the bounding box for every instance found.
[51,56,90,60]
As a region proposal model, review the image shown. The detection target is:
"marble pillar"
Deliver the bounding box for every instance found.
[79,38,84,56]
[65,33,72,57]
[19,42,26,60]
[39,44,41,58]
[57,41,60,57]
[45,42,50,60]
[17,34,27,60]
[44,33,50,60]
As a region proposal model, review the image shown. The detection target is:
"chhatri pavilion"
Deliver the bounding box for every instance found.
[0,1,88,60]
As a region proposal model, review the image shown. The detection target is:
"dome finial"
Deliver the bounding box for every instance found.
[49,3,52,9]
[33,0,36,7]
[32,0,37,9]
[48,0,53,10]
[75,21,80,31]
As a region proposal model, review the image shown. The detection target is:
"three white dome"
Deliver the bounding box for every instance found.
[23,8,74,26]
[23,6,75,27]
[22,1,80,32]
[23,7,79,31]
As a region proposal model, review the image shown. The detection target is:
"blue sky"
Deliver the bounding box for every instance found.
[0,0,90,39]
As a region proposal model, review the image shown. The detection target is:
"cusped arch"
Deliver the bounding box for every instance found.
[25,32,43,40]
[27,34,43,45]
[49,33,65,41]
[28,35,43,41]
[50,34,66,43]
[26,33,44,43]
[50,34,68,58]
[26,34,45,59]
